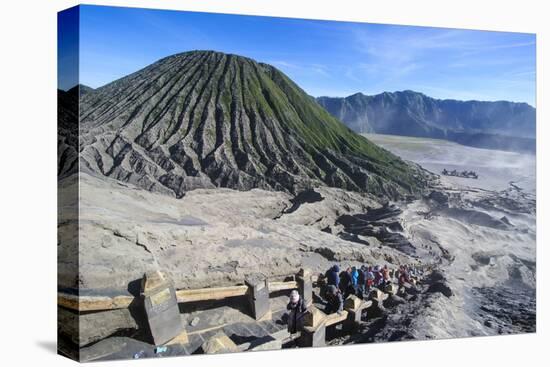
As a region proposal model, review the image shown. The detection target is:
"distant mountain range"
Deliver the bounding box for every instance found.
[317,91,536,153]
[61,51,426,199]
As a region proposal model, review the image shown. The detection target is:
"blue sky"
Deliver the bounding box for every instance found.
[66,5,536,106]
[58,6,79,91]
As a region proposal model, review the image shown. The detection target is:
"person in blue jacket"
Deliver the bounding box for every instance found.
[351,266,359,288]
[325,264,340,288]
[357,266,366,298]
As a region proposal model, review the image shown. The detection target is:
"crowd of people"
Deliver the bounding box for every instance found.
[322,264,423,302]
[285,263,425,334]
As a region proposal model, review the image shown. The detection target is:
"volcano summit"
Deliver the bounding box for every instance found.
[74,51,425,199]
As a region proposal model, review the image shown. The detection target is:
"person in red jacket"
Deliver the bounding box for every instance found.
[382,264,391,285]
[398,265,410,287]
[366,266,375,293]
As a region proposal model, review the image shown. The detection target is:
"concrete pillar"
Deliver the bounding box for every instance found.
[140,271,185,346]
[300,324,326,348]
[297,268,313,307]
[245,273,271,321]
[369,289,388,314]
[369,289,387,305]
[300,307,327,347]
[344,295,363,331]
[385,283,397,295]
[344,310,361,331]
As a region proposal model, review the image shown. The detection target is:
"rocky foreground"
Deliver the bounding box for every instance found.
[59,165,535,350]
[59,172,415,293]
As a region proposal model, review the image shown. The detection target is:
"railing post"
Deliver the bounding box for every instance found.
[369,288,388,311]
[245,273,271,321]
[140,270,186,346]
[300,307,326,347]
[297,268,313,307]
[343,295,363,331]
[384,283,397,295]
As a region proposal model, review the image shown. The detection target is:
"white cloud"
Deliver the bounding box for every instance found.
[267,60,332,78]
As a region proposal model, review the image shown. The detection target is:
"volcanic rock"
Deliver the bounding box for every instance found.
[74,51,425,199]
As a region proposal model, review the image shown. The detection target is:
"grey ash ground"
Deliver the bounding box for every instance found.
[58,51,536,359]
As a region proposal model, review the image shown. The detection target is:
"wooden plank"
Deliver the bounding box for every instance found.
[268,281,298,292]
[176,285,248,303]
[325,310,348,326]
[58,293,80,310]
[58,275,310,312]
[176,280,298,302]
[57,293,133,312]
